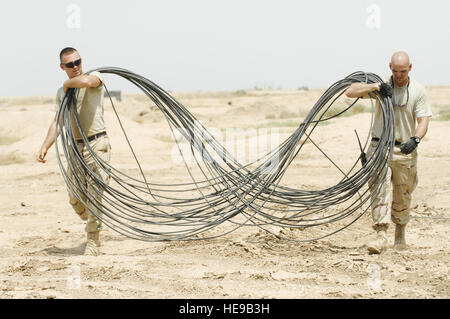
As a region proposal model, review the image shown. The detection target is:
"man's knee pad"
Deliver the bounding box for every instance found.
[69,198,86,215]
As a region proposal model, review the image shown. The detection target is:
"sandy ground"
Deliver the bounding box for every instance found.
[0,85,449,299]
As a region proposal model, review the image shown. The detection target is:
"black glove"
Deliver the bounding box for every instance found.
[379,82,393,98]
[400,136,420,155]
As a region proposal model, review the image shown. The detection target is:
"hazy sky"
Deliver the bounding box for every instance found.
[1,0,449,97]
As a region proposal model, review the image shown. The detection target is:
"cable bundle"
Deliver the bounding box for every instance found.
[55,69,394,242]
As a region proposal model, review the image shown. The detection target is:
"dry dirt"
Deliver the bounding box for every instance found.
[0,85,449,299]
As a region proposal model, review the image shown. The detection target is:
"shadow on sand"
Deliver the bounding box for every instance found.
[43,243,87,256]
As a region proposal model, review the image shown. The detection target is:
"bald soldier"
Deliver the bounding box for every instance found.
[345,51,432,254]
[37,47,111,256]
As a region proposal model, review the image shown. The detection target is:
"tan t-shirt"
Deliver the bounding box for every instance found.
[370,76,432,143]
[55,71,106,139]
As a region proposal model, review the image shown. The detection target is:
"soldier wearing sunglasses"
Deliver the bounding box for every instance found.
[345,51,432,254]
[36,47,111,256]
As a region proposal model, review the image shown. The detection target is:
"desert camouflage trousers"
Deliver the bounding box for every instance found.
[66,135,111,233]
[367,140,418,229]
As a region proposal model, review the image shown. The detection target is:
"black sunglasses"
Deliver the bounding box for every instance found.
[63,58,82,68]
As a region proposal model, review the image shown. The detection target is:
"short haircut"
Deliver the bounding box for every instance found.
[59,47,78,61]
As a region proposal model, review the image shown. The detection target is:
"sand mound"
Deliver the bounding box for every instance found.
[0,151,25,166]
[0,128,24,146]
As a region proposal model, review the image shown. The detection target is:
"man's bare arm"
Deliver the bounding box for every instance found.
[415,116,430,140]
[36,114,60,163]
[63,74,101,93]
[399,116,431,155]
[345,83,380,98]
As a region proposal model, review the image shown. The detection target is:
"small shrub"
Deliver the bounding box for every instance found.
[279,111,297,119]
[436,110,450,121]
[298,108,310,118]
[233,90,247,96]
[323,103,369,118]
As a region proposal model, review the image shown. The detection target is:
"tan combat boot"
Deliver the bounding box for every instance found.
[394,224,406,251]
[367,225,388,254]
[84,231,101,256]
